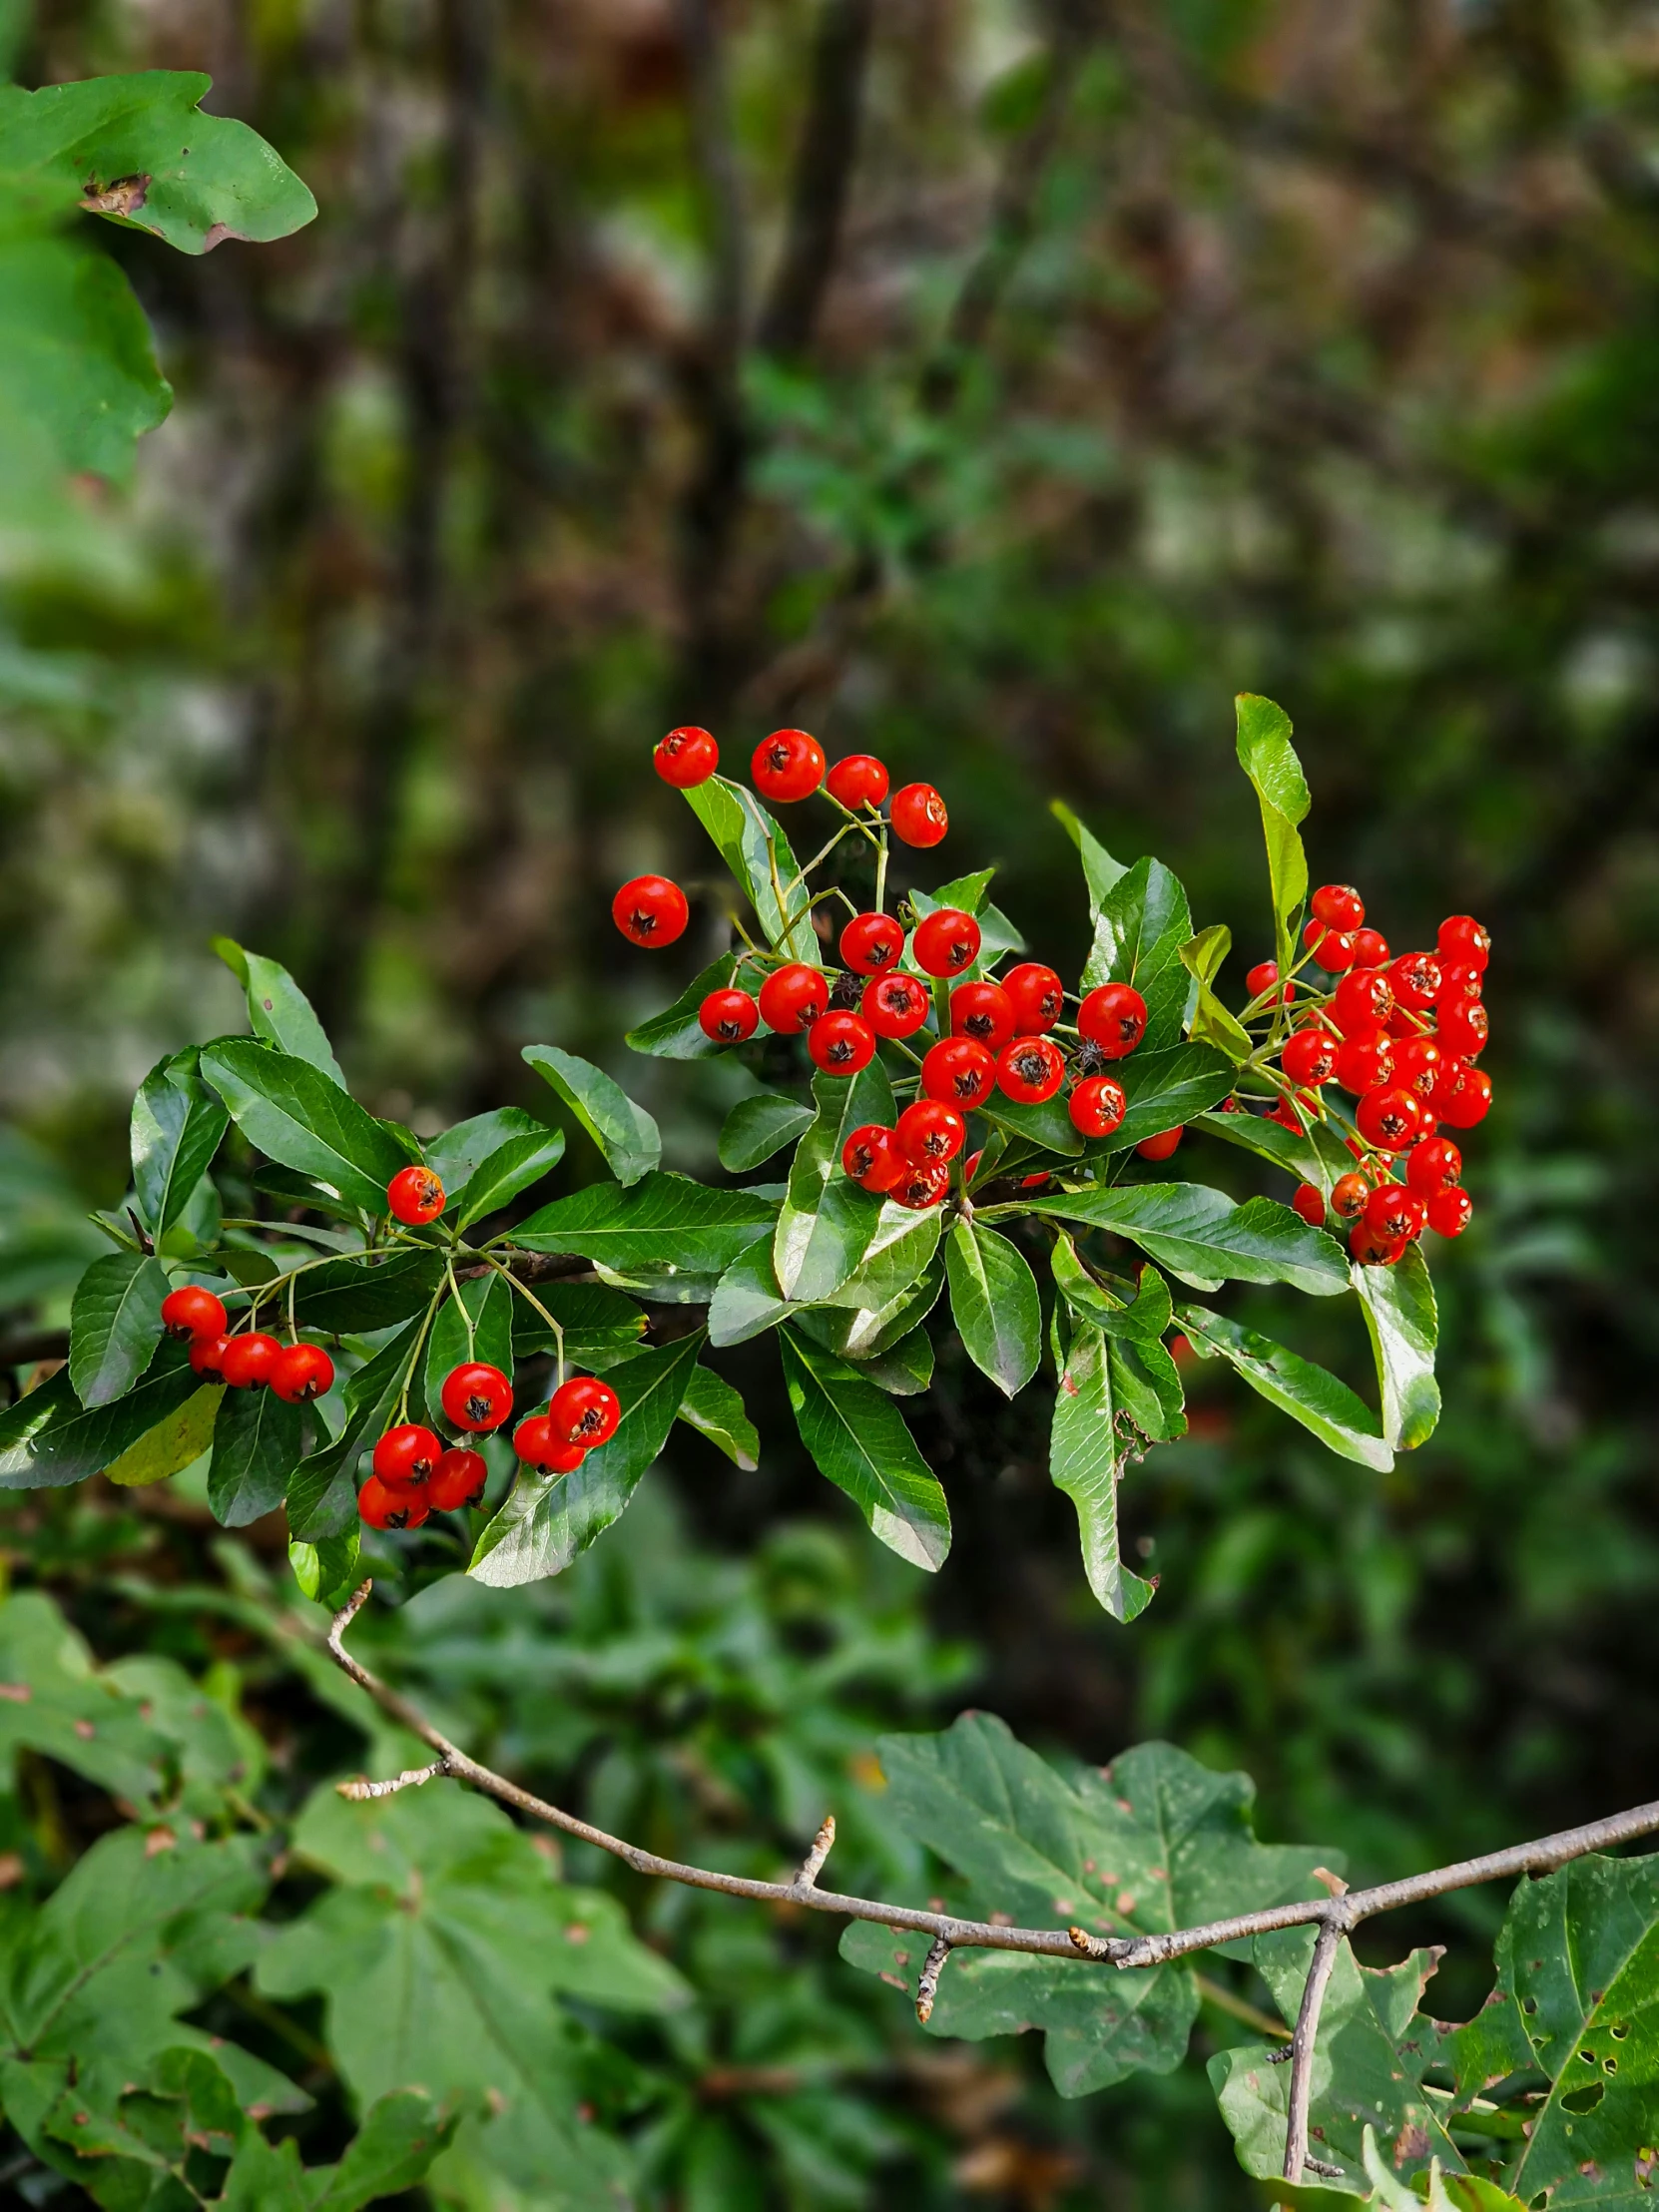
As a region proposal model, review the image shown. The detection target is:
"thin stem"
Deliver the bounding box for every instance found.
[395,1279,450,1425]
[482,1254,564,1387]
[446,1258,475,1359]
[1284,1913,1346,2183]
[873,826,888,915]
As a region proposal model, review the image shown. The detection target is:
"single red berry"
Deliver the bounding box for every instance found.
[387,1165,445,1225]
[912,907,981,978]
[161,1285,228,1342]
[808,1010,877,1074]
[1350,928,1391,969]
[1001,963,1064,1031]
[1245,960,1293,1003]
[1433,1059,1492,1129]
[1427,1186,1474,1237]
[1136,1127,1184,1162]
[190,1333,233,1379]
[996,1034,1066,1104]
[271,1342,335,1404]
[549,1374,622,1449]
[1331,969,1395,1034]
[1331,1171,1373,1220]
[1406,1137,1461,1196]
[839,911,904,975]
[896,1098,966,1166]
[1303,921,1358,971]
[1069,1075,1128,1139]
[1417,1106,1440,1141]
[1335,1027,1394,1094]
[1282,1027,1339,1087]
[1350,1221,1405,1268]
[513,1414,586,1472]
[358,1473,428,1531]
[373,1423,442,1492]
[1268,1090,1319,1132]
[826,754,888,810]
[752,728,826,803]
[758,963,829,1033]
[1312,883,1365,931]
[1291,1182,1326,1228]
[1021,1171,1052,1191]
[890,783,948,847]
[1365,1182,1426,1243]
[1436,914,1491,972]
[653,725,719,788]
[220,1333,280,1389]
[842,1124,905,1192]
[611,874,690,949]
[892,1158,951,1210]
[950,980,1015,1050]
[440,1361,514,1433]
[699,987,760,1043]
[1388,950,1442,1013]
[428,1446,490,1512]
[921,1036,996,1108]
[862,971,931,1038]
[1356,1085,1423,1151]
[1393,1036,1441,1100]
[962,1149,983,1181]
[1077,982,1149,1058]
[1436,960,1483,1007]
[1437,999,1489,1059]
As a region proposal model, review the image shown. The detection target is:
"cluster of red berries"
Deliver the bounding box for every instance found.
[162,1284,335,1402]
[1257,889,1492,1266]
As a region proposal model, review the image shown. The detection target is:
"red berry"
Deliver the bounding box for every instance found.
[752,728,826,803]
[1436,914,1490,972]
[1437,999,1489,1059]
[921,1037,996,1108]
[1433,1059,1491,1129]
[862,971,931,1038]
[1335,1027,1394,1094]
[1331,1171,1373,1220]
[161,1285,228,1342]
[373,1423,442,1492]
[1282,1027,1340,1087]
[271,1343,335,1404]
[549,1375,622,1449]
[1365,1182,1426,1242]
[1245,959,1280,999]
[1312,883,1365,930]
[1331,969,1394,1034]
[1268,1091,1319,1132]
[1393,1036,1441,1100]
[912,907,981,978]
[842,1125,905,1191]
[1388,950,1441,1013]
[358,1473,428,1531]
[513,1414,585,1472]
[1427,1186,1474,1238]
[1406,1137,1461,1196]
[826,754,888,810]
[892,1158,950,1210]
[950,980,1015,1049]
[189,1333,232,1379]
[1356,1085,1423,1151]
[809,1010,877,1074]
[962,1149,983,1181]
[1303,921,1358,971]
[1021,1171,1052,1191]
[896,1099,965,1166]
[996,1034,1066,1104]
[1417,1106,1440,1141]
[758,963,828,1033]
[839,911,904,975]
[1068,1075,1127,1139]
[889,783,948,847]
[1292,1182,1326,1228]
[387,1165,445,1225]
[1436,960,1483,1007]
[699,988,760,1044]
[1001,963,1064,1031]
[1135,1127,1184,1162]
[220,1333,279,1389]
[428,1446,489,1512]
[1350,1221,1405,1268]
[1350,928,1391,969]
[612,874,689,949]
[654,725,718,788]
[440,1361,514,1433]
[1077,982,1148,1058]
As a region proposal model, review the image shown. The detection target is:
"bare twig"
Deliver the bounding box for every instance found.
[915,1934,950,2024]
[1283,1911,1347,2184]
[793,1813,836,1889]
[758,0,875,356]
[337,1756,451,1801]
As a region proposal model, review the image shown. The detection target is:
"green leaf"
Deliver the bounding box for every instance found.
[1016,1183,1351,1297]
[626,949,746,1059]
[1112,1043,1238,1150]
[291,1248,447,1335]
[454,1121,565,1229]
[68,1250,170,1405]
[200,1039,409,1216]
[105,1380,222,1485]
[1081,855,1193,1052]
[522,1044,661,1186]
[0,1343,201,1489]
[1191,1104,1326,1185]
[718,1090,816,1173]
[0,1588,172,1804]
[0,235,168,480]
[677,1365,758,1468]
[1179,1304,1392,1470]
[424,1108,543,1193]
[1050,1318,1157,1620]
[778,1326,950,1571]
[840,1714,1332,2094]
[854,1326,935,1396]
[794,1258,944,1364]
[310,2090,459,2211]
[821,1198,941,1314]
[514,1172,776,1274]
[1108,1335,1186,1444]
[468,1333,704,1587]
[1353,1243,1440,1450]
[1049,1233,1172,1340]
[683,775,820,961]
[507,1280,648,1369]
[212,937,344,1084]
[944,1219,1040,1397]
[423,1271,513,1415]
[1050,800,1129,921]
[979,1087,1084,1158]
[774,1065,894,1303]
[1178,926,1253,1063]
[287,1529,361,1613]
[206,1380,305,1526]
[130,1050,228,1240]
[1235,694,1311,976]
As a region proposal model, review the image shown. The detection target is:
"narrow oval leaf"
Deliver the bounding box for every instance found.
[1050,1319,1157,1621]
[285,1316,425,1540]
[1108,1336,1186,1443]
[1110,1043,1237,1151]
[507,1280,648,1369]
[1050,1234,1173,1343]
[513,1172,775,1273]
[1353,1242,1440,1450]
[709,1237,801,1348]
[423,1107,547,1194]
[208,1382,304,1527]
[455,1123,565,1229]
[677,1365,758,1469]
[104,1382,222,1486]
[1180,1303,1392,1470]
[625,950,747,1059]
[200,1040,410,1216]
[0,238,169,478]
[1190,1105,1324,1186]
[1235,693,1310,971]
[773,1065,894,1303]
[794,1258,944,1364]
[292,1248,447,1336]
[0,1347,201,1490]
[1016,1182,1350,1298]
[853,1326,935,1396]
[130,1050,228,1240]
[682,776,820,962]
[778,1326,950,1571]
[1050,800,1128,921]
[718,1090,815,1174]
[522,1045,660,1187]
[944,1220,1040,1397]
[69,1251,170,1406]
[213,937,344,1083]
[822,1200,941,1314]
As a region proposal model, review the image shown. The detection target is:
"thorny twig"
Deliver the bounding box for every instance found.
[327,1583,1659,2180]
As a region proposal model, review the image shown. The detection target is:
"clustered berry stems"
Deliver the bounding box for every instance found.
[327,1583,1659,2189]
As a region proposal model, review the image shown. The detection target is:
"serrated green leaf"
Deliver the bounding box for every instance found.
[718,1090,816,1173]
[1081,856,1194,1054]
[1050,1318,1157,1620]
[683,775,820,961]
[0,1343,202,1489]
[677,1365,758,1467]
[131,1050,228,1241]
[1353,1244,1440,1451]
[105,1380,222,1486]
[200,1039,409,1216]
[945,1219,1040,1397]
[514,1171,776,1274]
[207,1382,304,1526]
[521,1045,661,1186]
[1180,1304,1392,1470]
[774,1064,894,1303]
[1235,694,1310,977]
[1015,1183,1350,1297]
[1050,800,1129,921]
[779,1326,949,1570]
[454,1123,565,1229]
[212,937,344,1083]
[626,949,748,1059]
[68,1250,170,1405]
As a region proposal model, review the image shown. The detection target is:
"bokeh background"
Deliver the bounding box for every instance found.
[5,1,1659,2204]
